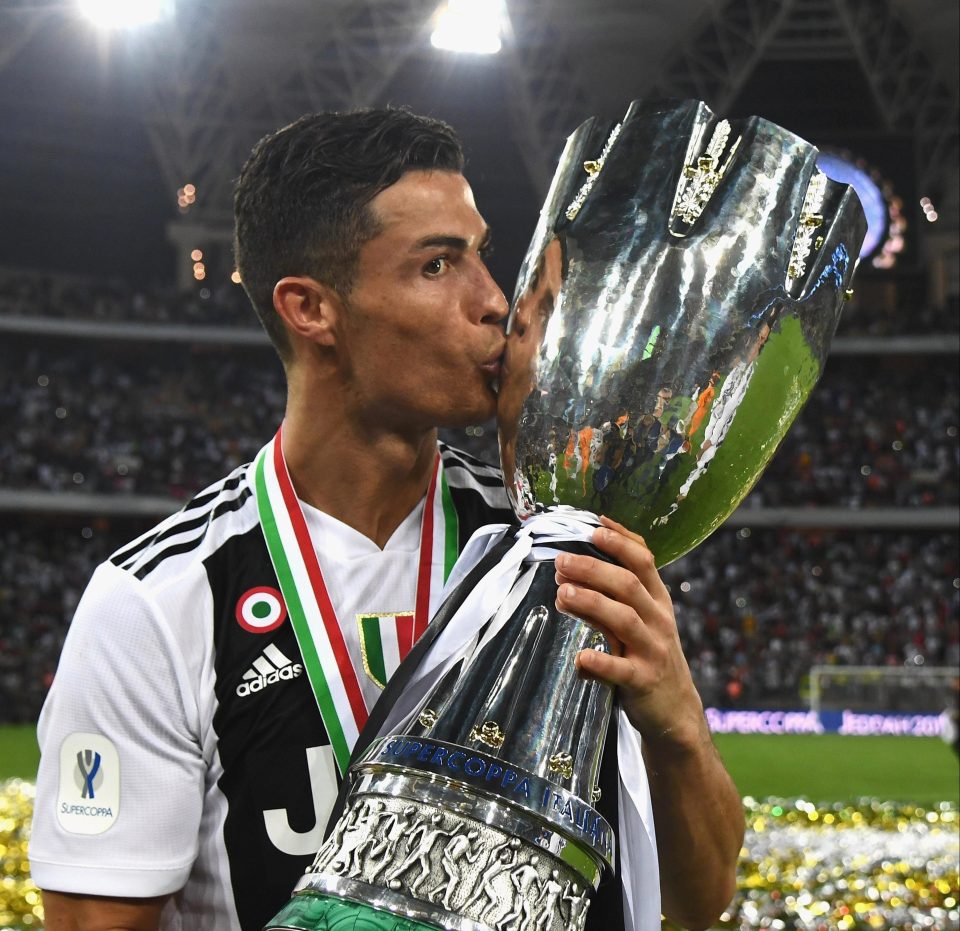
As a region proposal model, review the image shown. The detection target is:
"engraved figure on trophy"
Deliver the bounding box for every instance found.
[328,799,375,876]
[310,796,366,874]
[463,836,522,918]
[368,804,417,881]
[386,812,456,896]
[343,800,390,878]
[562,881,590,931]
[432,828,482,910]
[498,855,541,931]
[533,870,564,931]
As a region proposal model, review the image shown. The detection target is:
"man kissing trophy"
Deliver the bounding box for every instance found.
[266,98,866,931]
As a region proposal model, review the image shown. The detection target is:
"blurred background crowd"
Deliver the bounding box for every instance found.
[3,333,954,508]
[2,517,955,724]
[0,0,956,739]
[0,269,957,725]
[0,271,253,327]
[2,267,957,335]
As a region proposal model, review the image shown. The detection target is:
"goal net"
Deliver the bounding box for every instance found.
[809,665,959,714]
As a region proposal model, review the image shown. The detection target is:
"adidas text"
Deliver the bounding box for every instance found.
[237,663,303,697]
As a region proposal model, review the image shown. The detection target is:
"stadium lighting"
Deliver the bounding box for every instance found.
[431,0,505,54]
[921,196,939,223]
[78,0,171,30]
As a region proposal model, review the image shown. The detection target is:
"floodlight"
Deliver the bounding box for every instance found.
[431,0,505,54]
[78,0,171,29]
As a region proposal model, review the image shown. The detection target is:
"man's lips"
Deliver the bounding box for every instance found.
[480,344,505,373]
[479,350,505,393]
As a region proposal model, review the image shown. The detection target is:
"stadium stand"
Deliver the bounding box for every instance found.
[0,268,256,327]
[0,275,957,726]
[1,266,957,335]
[0,339,284,498]
[1,338,954,508]
[1,519,955,723]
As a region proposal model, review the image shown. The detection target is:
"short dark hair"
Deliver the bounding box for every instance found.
[234,107,465,361]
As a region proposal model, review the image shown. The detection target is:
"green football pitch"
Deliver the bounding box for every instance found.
[3,724,957,804]
[714,732,959,806]
[1,726,40,783]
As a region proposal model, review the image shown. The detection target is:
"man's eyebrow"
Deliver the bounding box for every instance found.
[412,227,493,252]
[412,234,468,252]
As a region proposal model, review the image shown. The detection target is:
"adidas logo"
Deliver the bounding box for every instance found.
[237,644,303,697]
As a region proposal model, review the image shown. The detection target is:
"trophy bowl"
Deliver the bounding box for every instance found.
[500,97,866,566]
[266,98,866,931]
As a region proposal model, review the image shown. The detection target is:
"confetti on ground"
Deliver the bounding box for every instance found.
[2,780,957,930]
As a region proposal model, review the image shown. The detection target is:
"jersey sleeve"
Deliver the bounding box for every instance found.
[29,560,207,897]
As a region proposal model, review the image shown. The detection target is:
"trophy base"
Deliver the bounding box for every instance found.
[268,890,444,930]
[270,555,614,931]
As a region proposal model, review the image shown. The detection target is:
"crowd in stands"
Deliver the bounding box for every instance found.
[1,343,285,499]
[839,294,959,336]
[2,343,956,508]
[0,520,146,725]
[1,268,957,336]
[1,264,957,725]
[0,271,256,327]
[664,529,959,710]
[1,521,955,723]
[750,357,959,509]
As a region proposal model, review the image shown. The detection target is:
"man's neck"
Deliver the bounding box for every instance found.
[280,390,438,550]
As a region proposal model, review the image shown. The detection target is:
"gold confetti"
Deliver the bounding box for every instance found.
[0,780,42,930]
[1,780,956,930]
[665,797,958,930]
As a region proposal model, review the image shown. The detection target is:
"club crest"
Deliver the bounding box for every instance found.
[357,612,416,689]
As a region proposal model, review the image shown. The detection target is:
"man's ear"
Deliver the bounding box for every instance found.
[273,276,341,348]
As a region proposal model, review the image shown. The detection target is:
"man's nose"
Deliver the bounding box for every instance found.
[476,262,509,325]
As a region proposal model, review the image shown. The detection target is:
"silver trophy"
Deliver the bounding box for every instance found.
[266,99,866,931]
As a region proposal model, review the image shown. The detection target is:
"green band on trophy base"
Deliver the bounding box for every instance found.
[270,892,442,931]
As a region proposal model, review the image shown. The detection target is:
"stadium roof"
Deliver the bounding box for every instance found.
[0,0,956,288]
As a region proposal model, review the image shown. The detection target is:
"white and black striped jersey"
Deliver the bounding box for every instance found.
[30,443,513,931]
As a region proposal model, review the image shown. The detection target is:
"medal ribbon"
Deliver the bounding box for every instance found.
[252,425,455,774]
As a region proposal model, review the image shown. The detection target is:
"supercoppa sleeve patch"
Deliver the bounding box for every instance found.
[56,732,121,834]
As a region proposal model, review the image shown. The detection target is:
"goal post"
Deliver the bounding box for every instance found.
[809,665,959,714]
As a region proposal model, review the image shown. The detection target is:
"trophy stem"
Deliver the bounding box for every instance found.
[267,555,614,931]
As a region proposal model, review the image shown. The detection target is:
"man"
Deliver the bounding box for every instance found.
[31,108,743,930]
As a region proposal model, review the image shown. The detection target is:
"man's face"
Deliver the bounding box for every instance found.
[335,170,508,432]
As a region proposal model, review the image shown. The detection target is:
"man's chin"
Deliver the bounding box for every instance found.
[439,402,497,433]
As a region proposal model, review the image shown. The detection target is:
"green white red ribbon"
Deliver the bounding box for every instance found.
[252,425,456,774]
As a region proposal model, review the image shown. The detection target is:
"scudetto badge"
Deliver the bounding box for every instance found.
[57,732,120,835]
[236,586,287,633]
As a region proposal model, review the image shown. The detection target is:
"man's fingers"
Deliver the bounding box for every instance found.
[598,514,644,545]
[575,645,661,694]
[594,517,671,602]
[555,580,663,655]
[555,552,662,626]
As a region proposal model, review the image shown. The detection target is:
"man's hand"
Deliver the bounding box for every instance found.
[554,515,705,748]
[554,515,744,929]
